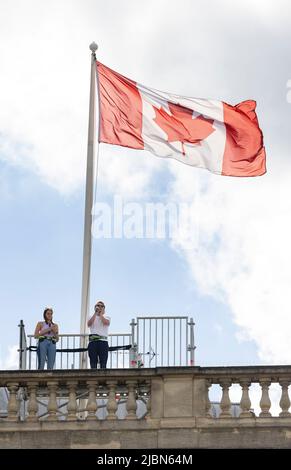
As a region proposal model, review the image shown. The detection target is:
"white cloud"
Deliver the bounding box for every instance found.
[1,0,289,197]
[98,144,163,199]
[0,0,162,196]
[0,345,19,370]
[170,157,291,364]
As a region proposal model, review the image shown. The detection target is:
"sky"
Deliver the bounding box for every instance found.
[1,0,291,372]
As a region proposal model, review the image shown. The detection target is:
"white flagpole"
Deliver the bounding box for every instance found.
[79,42,98,368]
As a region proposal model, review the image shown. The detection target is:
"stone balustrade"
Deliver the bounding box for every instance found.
[1,369,151,423]
[1,366,291,448]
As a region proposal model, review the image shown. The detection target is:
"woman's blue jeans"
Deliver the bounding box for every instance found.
[37,338,56,370]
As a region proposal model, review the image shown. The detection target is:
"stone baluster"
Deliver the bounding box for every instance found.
[47,381,58,421]
[27,383,38,422]
[86,380,98,420]
[106,381,118,420]
[279,381,291,417]
[259,379,272,417]
[7,382,19,422]
[66,381,78,421]
[126,380,137,420]
[239,380,253,418]
[219,380,232,418]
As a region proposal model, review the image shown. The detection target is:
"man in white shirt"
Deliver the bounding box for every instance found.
[87,300,111,369]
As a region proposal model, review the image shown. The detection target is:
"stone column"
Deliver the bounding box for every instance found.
[279,381,291,417]
[219,380,232,418]
[7,382,19,422]
[107,381,118,420]
[67,381,78,421]
[86,380,98,420]
[259,379,272,417]
[239,380,253,418]
[27,383,38,422]
[126,380,137,420]
[47,381,58,421]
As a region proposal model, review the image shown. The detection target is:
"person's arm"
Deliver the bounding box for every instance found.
[34,322,41,339]
[51,323,59,342]
[34,321,51,338]
[100,310,110,326]
[87,312,97,327]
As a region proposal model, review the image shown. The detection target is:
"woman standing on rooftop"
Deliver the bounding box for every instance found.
[34,307,59,370]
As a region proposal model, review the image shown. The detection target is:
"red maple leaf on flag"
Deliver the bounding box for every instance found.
[153,102,215,155]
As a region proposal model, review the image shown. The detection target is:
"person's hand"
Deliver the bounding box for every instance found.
[94,303,105,316]
[51,325,58,334]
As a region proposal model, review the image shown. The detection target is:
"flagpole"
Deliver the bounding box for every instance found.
[79,42,98,368]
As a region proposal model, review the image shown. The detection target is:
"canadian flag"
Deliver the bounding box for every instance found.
[97,62,266,177]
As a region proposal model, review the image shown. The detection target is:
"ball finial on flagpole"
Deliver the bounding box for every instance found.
[89,42,98,56]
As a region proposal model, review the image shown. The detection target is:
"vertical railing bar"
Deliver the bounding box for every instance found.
[73,336,75,369]
[29,336,32,370]
[173,318,176,366]
[155,318,158,367]
[167,318,170,366]
[180,318,182,366]
[193,319,195,366]
[149,318,151,368]
[186,318,189,366]
[19,320,23,370]
[122,335,125,369]
[143,319,146,368]
[161,319,163,367]
[66,336,69,369]
[60,336,63,369]
[110,335,112,369]
[136,318,139,365]
[190,317,194,366]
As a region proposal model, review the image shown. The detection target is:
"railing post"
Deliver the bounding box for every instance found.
[188,317,195,366]
[130,318,136,346]
[130,319,137,368]
[18,320,27,370]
